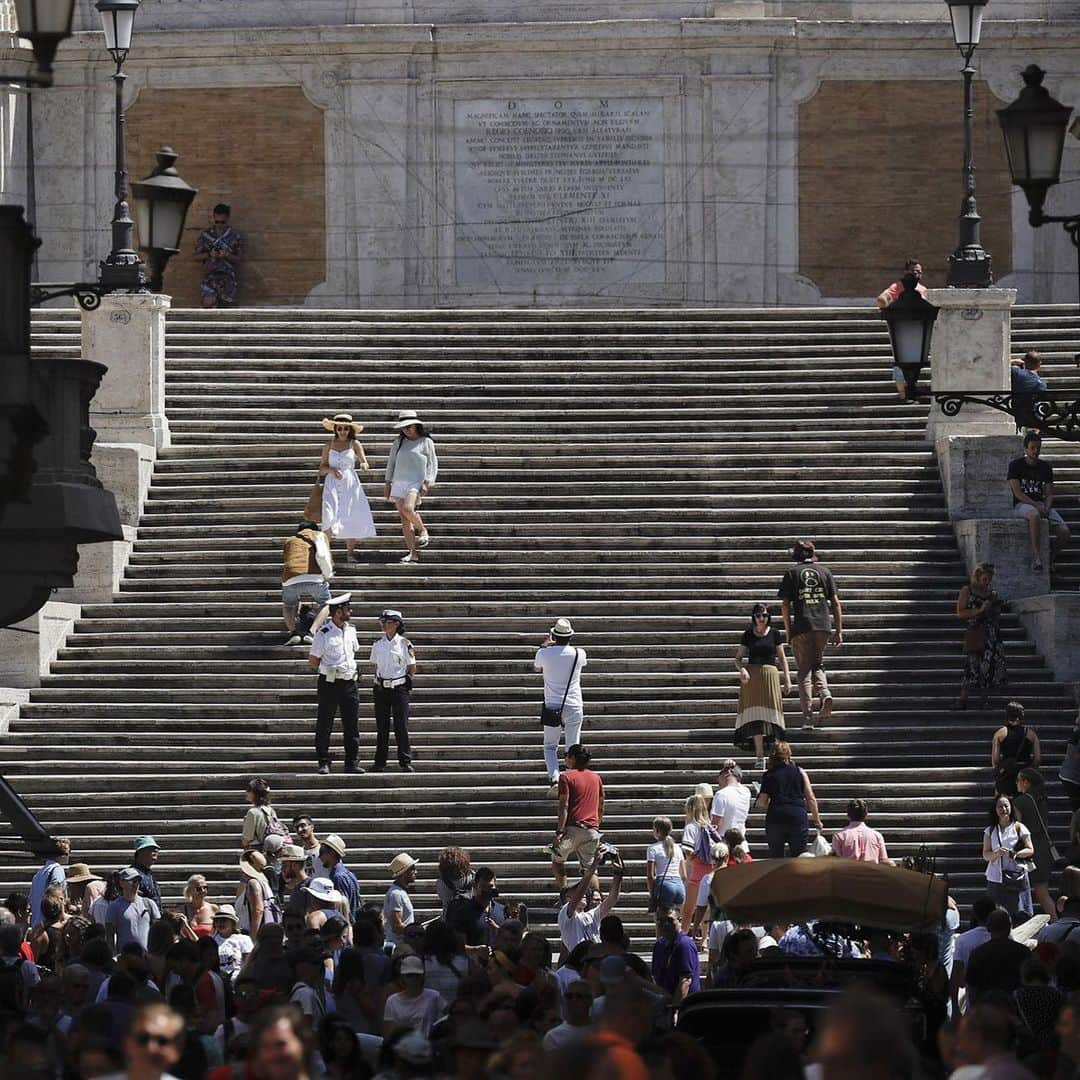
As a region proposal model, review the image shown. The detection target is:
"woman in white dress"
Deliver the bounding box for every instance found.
[319,413,375,560]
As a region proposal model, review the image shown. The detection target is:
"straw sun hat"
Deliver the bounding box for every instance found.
[321,413,363,435]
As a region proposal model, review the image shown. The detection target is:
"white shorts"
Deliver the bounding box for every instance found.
[391,481,422,501]
[1014,502,1066,527]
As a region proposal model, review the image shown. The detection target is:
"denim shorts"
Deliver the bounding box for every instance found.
[282,579,331,607]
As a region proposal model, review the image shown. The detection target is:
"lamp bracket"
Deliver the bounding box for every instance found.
[933,390,1080,441]
[30,282,106,311]
[1027,211,1080,248]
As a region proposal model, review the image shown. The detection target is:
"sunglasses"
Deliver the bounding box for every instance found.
[133,1032,177,1049]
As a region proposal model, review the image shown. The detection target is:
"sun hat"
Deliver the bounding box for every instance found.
[320,834,347,860]
[118,867,141,884]
[65,863,102,885]
[263,835,285,856]
[550,617,574,638]
[400,955,425,977]
[321,412,363,434]
[389,852,418,879]
[239,851,268,880]
[279,844,305,861]
[133,836,159,854]
[301,878,345,905]
[213,904,239,924]
[394,409,424,431]
[394,1030,432,1066]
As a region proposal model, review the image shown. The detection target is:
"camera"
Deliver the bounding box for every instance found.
[598,843,621,866]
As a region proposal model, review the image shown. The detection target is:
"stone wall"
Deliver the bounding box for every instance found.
[126,86,326,306]
[798,80,1014,296]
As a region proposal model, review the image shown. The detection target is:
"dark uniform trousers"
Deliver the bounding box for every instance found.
[316,675,360,766]
[373,683,412,766]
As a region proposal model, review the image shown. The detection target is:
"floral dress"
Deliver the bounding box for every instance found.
[961,589,1006,691]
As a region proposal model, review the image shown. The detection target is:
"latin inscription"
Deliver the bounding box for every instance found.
[454,97,666,287]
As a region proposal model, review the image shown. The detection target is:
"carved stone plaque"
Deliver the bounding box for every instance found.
[453,97,666,288]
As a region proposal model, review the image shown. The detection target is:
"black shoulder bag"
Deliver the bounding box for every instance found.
[540,649,579,727]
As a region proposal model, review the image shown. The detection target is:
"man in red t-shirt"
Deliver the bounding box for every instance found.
[550,744,604,888]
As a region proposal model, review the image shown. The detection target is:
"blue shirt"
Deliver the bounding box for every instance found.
[1011,366,1047,394]
[29,859,66,925]
[129,863,162,907]
[651,931,701,996]
[327,862,360,922]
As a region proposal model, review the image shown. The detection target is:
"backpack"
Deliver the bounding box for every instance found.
[694,823,722,865]
[0,959,27,1016]
[260,806,292,850]
[237,879,282,930]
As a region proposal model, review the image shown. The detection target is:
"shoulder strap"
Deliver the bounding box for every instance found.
[558,649,580,711]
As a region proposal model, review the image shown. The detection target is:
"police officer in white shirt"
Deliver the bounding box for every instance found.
[370,609,416,772]
[307,593,363,775]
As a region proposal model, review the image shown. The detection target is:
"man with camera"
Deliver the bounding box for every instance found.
[307,593,363,775]
[557,845,624,952]
[446,866,506,948]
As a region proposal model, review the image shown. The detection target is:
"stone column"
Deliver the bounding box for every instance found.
[84,292,171,451]
[924,287,1017,445]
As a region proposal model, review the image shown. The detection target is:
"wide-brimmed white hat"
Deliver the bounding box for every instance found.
[213,904,239,924]
[320,834,347,860]
[239,851,268,881]
[550,617,575,638]
[394,410,424,430]
[322,412,363,434]
[389,852,418,879]
[302,877,345,905]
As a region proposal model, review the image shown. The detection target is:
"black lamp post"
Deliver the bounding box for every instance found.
[95,0,147,293]
[944,0,994,287]
[997,65,1079,303]
[131,147,198,292]
[882,286,940,373]
[11,0,77,85]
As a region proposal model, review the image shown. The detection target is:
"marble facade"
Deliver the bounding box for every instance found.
[2,1,1078,307]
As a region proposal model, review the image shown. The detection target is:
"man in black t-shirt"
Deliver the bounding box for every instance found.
[778,540,843,731]
[1007,432,1071,572]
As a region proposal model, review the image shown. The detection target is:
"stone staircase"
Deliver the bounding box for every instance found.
[6,305,1080,940]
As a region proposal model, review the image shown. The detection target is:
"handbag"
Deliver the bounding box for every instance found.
[1024,795,1062,864]
[304,476,325,522]
[997,826,1035,887]
[540,648,579,727]
[647,852,674,914]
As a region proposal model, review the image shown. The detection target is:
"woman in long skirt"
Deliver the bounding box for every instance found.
[319,413,376,560]
[955,562,1006,709]
[733,603,792,770]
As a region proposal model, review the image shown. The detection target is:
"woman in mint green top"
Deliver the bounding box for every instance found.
[384,409,438,564]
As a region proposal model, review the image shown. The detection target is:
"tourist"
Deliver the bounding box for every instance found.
[964,910,1030,1005]
[543,977,593,1051]
[535,617,587,790]
[777,539,842,730]
[732,604,791,769]
[1014,767,1057,920]
[446,866,505,949]
[369,608,415,772]
[650,912,700,1005]
[876,257,928,309]
[983,794,1035,920]
[105,868,160,952]
[384,409,438,564]
[879,271,929,404]
[128,837,163,908]
[280,518,333,646]
[175,876,215,940]
[318,1014,365,1080]
[435,846,473,914]
[235,851,279,938]
[278,845,308,914]
[1008,431,1071,572]
[755,741,823,858]
[645,816,686,913]
[949,895,996,1016]
[29,893,68,972]
[550,744,604,889]
[420,920,468,1004]
[556,847,624,952]
[954,562,1006,712]
[991,700,1041,796]
[28,837,69,926]
[679,794,718,933]
[1060,711,1080,813]
[383,853,418,949]
[830,799,893,864]
[195,203,243,308]
[318,413,375,561]
[307,592,362,776]
[293,816,322,876]
[111,1002,188,1080]
[246,1005,317,1080]
[383,954,446,1038]
[710,760,752,840]
[241,776,288,854]
[64,862,105,920]
[288,944,334,1028]
[1011,349,1048,430]
[318,835,361,924]
[211,905,253,984]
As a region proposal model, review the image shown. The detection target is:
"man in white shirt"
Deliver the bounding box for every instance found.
[535,618,588,788]
[557,846,623,952]
[369,609,416,772]
[383,955,446,1038]
[308,592,362,775]
[949,895,997,1016]
[710,761,751,840]
[543,978,594,1051]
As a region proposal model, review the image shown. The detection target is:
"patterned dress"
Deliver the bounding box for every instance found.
[195,225,243,305]
[961,588,1007,691]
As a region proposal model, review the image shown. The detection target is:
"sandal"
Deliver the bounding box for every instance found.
[400,553,419,564]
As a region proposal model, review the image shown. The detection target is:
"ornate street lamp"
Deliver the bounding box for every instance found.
[11,0,77,85]
[95,0,147,293]
[944,0,993,287]
[882,286,939,374]
[131,147,199,292]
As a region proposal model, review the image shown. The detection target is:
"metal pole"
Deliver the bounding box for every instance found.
[947,50,993,287]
